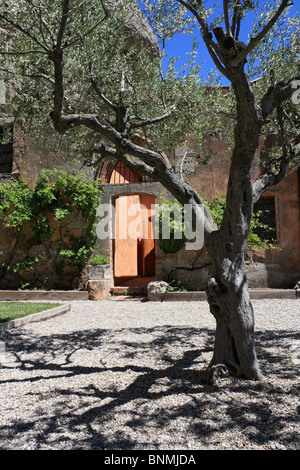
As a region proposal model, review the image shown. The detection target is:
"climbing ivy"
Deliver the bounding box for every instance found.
[158,194,274,254]
[0,170,102,284]
[203,193,275,249]
[158,199,187,254]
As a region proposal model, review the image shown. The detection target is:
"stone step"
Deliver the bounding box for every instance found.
[111,286,147,295]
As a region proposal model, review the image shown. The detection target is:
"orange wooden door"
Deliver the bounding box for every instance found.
[114,195,139,279]
[114,194,156,280]
[139,194,156,276]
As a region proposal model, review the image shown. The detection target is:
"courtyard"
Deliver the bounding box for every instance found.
[0,298,299,450]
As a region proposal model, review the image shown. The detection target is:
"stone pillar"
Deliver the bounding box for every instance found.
[87,264,111,301]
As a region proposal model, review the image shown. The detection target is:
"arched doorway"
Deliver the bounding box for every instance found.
[96,159,155,184]
[113,193,156,287]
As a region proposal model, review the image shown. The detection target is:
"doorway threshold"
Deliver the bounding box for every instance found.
[112,276,155,295]
[111,286,148,295]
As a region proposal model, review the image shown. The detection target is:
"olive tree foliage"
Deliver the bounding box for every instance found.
[0,0,216,164]
[0,0,300,383]
[246,2,300,173]
[145,0,300,168]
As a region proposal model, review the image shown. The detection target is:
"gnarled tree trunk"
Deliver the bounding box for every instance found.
[203,67,263,383]
[205,232,262,382]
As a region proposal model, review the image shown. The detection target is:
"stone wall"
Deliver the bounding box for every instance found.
[0,208,89,290]
[88,135,300,291]
[246,170,300,288]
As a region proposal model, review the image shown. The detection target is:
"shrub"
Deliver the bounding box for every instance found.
[89,254,109,265]
[158,194,274,255]
[0,170,102,285]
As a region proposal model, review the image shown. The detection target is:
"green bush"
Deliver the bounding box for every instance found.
[202,193,274,249]
[158,199,187,254]
[158,194,274,255]
[89,254,109,265]
[0,170,102,281]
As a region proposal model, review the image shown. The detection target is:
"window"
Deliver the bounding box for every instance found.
[253,196,277,243]
[0,126,13,174]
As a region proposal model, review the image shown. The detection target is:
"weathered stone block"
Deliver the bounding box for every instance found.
[87,264,111,280]
[87,279,111,301]
[147,280,168,301]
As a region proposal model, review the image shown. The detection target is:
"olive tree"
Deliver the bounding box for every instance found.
[0,0,299,383]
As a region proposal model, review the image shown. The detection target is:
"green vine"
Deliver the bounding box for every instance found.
[203,193,275,249]
[158,199,187,254]
[0,170,102,286]
[89,254,109,265]
[158,194,274,255]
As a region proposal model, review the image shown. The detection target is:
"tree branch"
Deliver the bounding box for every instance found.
[56,0,70,49]
[93,143,117,158]
[50,111,216,233]
[253,137,300,203]
[64,7,109,49]
[0,12,49,52]
[49,48,65,117]
[176,0,208,33]
[92,143,157,179]
[0,67,54,85]
[260,75,300,119]
[38,12,56,46]
[0,49,48,55]
[231,1,241,38]
[223,0,230,34]
[91,79,117,110]
[128,106,176,130]
[234,11,242,40]
[176,0,231,80]
[230,0,291,67]
[118,152,157,180]
[37,8,51,49]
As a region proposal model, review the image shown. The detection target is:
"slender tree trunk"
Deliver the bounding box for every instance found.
[203,68,263,383]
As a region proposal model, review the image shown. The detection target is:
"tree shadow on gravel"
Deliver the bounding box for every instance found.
[0,325,299,450]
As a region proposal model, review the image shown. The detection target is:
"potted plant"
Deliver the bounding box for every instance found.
[87,254,111,280]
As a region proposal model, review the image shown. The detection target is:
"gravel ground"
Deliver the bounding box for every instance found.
[0,298,299,450]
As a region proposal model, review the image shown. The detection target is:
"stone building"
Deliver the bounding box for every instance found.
[0,1,299,295]
[2,99,299,294]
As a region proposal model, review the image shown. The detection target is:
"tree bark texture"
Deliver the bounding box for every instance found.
[203,68,263,383]
[205,233,262,382]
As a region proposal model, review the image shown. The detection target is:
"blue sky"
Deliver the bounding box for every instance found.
[140,1,298,85]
